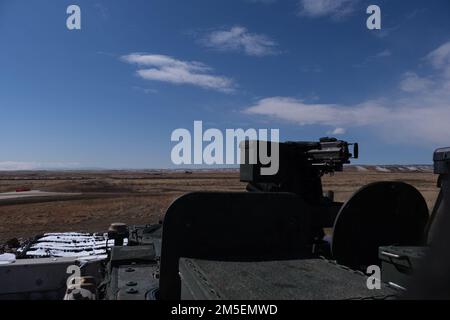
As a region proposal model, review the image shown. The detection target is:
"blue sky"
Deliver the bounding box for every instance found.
[1,0,450,169]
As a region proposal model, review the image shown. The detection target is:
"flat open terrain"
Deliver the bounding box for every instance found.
[0,168,439,243]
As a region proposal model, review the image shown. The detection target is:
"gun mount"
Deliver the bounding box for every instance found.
[240,137,358,204]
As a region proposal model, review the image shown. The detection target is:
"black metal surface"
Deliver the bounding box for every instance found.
[112,264,159,300]
[180,258,397,300]
[406,154,450,299]
[159,192,313,300]
[332,182,429,270]
[426,154,450,243]
[433,147,450,174]
[379,246,428,290]
[110,245,156,267]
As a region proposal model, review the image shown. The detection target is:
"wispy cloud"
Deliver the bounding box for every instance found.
[374,9,428,39]
[300,65,323,73]
[0,162,81,171]
[121,54,235,93]
[353,49,392,68]
[94,3,110,20]
[329,127,346,135]
[132,86,158,94]
[400,72,434,93]
[426,41,450,77]
[199,26,279,57]
[246,0,277,4]
[298,0,359,19]
[244,41,450,146]
[375,49,392,58]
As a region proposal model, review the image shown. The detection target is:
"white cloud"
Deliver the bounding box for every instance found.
[245,97,389,127]
[376,49,392,58]
[0,162,81,171]
[426,41,450,78]
[244,41,450,146]
[298,0,358,18]
[245,97,450,145]
[329,128,346,135]
[400,72,434,93]
[200,26,279,57]
[426,42,450,68]
[121,54,235,93]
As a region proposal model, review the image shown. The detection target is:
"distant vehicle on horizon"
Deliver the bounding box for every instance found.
[15,188,31,193]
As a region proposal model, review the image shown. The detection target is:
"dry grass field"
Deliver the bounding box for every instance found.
[0,169,439,243]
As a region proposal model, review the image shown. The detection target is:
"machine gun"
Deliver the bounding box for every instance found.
[240,138,358,204]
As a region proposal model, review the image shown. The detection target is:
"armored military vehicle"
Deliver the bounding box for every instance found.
[0,138,448,300]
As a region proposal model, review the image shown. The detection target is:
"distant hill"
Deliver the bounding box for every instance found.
[346,165,433,173]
